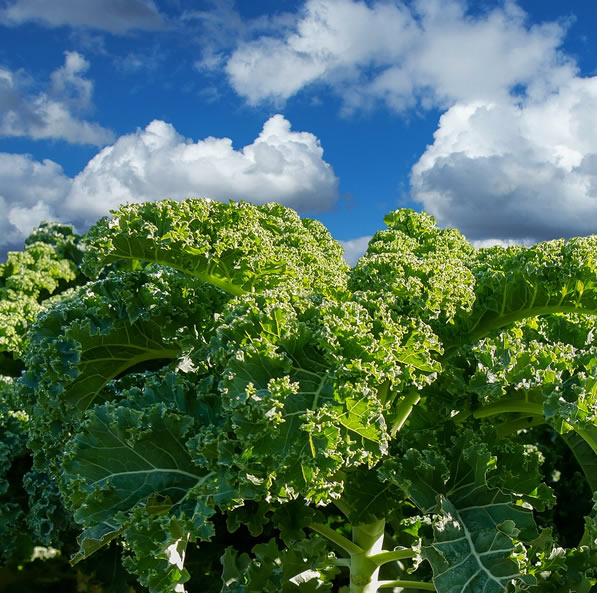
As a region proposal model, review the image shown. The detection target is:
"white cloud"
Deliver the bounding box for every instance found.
[0,0,168,33]
[218,0,597,244]
[0,115,339,256]
[339,235,372,266]
[0,51,114,145]
[224,0,574,112]
[411,76,597,243]
[470,238,535,249]
[65,114,339,226]
[8,200,55,237]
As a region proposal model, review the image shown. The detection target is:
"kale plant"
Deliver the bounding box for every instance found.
[0,224,95,589]
[11,199,597,592]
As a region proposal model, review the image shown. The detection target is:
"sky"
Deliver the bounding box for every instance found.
[1,0,597,265]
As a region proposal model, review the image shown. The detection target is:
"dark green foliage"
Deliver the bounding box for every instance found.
[2,200,596,593]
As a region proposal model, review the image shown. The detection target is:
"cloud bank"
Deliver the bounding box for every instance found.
[0,114,339,254]
[217,0,597,245]
[411,78,597,244]
[224,0,573,113]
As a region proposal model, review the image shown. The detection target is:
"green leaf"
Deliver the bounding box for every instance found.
[0,378,31,563]
[71,524,125,565]
[122,512,195,593]
[350,209,476,324]
[21,268,227,487]
[0,236,83,362]
[562,429,597,492]
[452,237,597,345]
[63,391,215,567]
[227,501,271,537]
[221,546,251,591]
[341,466,405,525]
[384,429,539,593]
[522,505,597,592]
[444,317,597,489]
[423,500,534,593]
[220,538,338,592]
[54,317,179,412]
[203,289,438,505]
[272,500,324,545]
[83,199,349,296]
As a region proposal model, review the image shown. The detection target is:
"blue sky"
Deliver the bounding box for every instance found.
[1,0,597,264]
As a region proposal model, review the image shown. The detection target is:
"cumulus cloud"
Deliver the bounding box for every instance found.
[50,51,93,109]
[0,51,114,145]
[218,0,597,243]
[223,0,574,112]
[0,115,339,256]
[411,77,597,243]
[0,0,168,33]
[64,114,338,226]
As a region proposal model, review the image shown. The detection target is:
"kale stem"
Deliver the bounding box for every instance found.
[377,580,436,590]
[350,520,386,593]
[309,523,364,556]
[368,548,417,566]
[331,558,351,567]
[472,400,543,419]
[390,390,421,436]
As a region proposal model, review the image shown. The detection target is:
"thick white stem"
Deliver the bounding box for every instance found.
[350,519,386,593]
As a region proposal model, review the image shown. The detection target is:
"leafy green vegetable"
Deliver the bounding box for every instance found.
[0,236,82,368]
[0,376,30,564]
[82,198,349,296]
[0,224,145,592]
[7,199,597,593]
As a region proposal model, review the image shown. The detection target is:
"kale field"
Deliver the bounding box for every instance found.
[1,199,595,592]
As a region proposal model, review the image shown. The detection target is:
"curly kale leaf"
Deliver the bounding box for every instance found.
[543,358,597,453]
[350,209,476,325]
[451,236,597,345]
[82,199,349,296]
[0,241,79,300]
[191,289,440,506]
[337,465,407,525]
[220,537,338,593]
[21,267,227,477]
[445,317,597,487]
[62,372,218,592]
[381,428,540,593]
[1,377,71,563]
[0,225,87,570]
[24,221,85,264]
[0,239,83,364]
[0,377,31,564]
[520,498,597,592]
